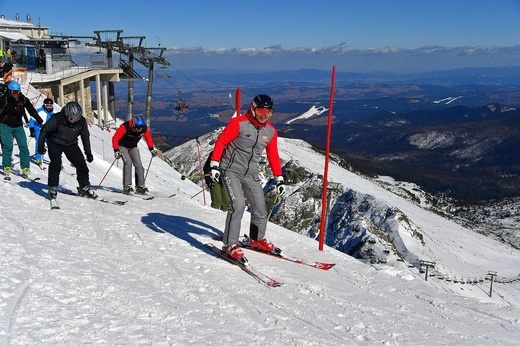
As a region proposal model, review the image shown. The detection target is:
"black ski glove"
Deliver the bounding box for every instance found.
[86,153,94,163]
[210,160,220,183]
[275,176,286,196]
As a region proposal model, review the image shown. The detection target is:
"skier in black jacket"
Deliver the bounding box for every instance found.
[38,101,96,200]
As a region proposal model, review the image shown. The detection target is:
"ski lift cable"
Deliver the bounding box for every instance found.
[168,62,223,106]
[159,78,197,107]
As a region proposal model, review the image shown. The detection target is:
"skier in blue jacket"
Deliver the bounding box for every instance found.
[30,98,55,165]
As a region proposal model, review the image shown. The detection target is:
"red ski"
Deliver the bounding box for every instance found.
[204,243,282,288]
[213,236,336,271]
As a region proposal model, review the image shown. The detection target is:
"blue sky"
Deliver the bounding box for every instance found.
[3,0,520,72]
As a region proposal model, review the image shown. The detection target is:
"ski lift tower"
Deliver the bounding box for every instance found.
[86,30,123,122]
[86,30,171,126]
[134,46,170,125]
[119,35,146,120]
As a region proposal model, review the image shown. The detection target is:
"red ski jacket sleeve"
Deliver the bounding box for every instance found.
[112,124,127,150]
[142,127,154,149]
[265,129,283,177]
[211,118,240,162]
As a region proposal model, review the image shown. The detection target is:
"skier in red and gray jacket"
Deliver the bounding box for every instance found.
[209,94,286,260]
[112,116,157,194]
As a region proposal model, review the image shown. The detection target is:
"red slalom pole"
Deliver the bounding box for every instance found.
[319,65,336,251]
[235,87,241,117]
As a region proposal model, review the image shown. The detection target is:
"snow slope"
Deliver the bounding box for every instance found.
[1,118,520,345]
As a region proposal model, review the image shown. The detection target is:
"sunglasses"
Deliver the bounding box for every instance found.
[255,107,273,117]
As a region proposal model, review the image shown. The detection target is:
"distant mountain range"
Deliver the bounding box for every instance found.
[279,103,520,203]
[126,65,520,88]
[113,66,520,203]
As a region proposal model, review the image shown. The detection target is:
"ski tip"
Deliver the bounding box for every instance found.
[315,262,336,270]
[267,280,283,287]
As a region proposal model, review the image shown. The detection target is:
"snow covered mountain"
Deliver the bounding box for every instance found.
[285,104,328,124]
[167,129,520,280]
[2,86,520,344]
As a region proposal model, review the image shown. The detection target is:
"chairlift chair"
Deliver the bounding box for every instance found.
[155,65,171,79]
[175,91,188,112]
[175,102,189,112]
[90,51,106,66]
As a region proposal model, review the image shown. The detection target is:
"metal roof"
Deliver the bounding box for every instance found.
[0,16,50,30]
[0,31,31,41]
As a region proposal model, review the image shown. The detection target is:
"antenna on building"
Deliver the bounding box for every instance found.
[37,17,41,37]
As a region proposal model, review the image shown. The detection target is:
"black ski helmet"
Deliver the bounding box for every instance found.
[251,94,274,109]
[43,98,53,105]
[63,101,82,123]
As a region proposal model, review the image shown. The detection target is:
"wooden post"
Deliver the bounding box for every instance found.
[487,271,497,297]
[420,260,435,281]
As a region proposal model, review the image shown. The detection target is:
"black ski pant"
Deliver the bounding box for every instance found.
[47,140,90,189]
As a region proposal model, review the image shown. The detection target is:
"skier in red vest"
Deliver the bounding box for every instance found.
[112,116,157,194]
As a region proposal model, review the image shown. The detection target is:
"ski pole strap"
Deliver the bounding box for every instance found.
[267,194,279,221]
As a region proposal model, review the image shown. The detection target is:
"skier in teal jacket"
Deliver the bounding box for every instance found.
[0,81,43,179]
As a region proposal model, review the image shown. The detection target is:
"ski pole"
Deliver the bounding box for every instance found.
[95,157,117,190]
[144,156,154,183]
[181,173,210,180]
[190,187,209,199]
[267,194,279,222]
[195,137,206,206]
